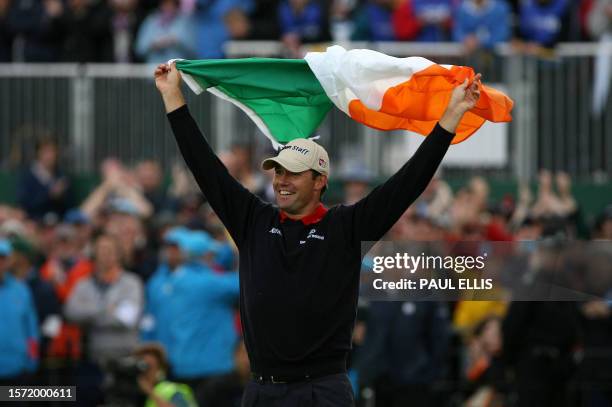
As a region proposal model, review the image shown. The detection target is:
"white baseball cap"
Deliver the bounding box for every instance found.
[261,138,330,176]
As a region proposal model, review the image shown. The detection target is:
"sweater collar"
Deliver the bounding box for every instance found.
[280,203,328,225]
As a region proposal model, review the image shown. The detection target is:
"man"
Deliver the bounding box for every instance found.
[64,233,143,406]
[143,228,239,405]
[155,62,480,406]
[65,233,144,364]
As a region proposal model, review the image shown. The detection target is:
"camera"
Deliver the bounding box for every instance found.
[102,356,150,406]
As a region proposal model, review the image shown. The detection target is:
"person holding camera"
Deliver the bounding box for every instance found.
[135,343,198,407]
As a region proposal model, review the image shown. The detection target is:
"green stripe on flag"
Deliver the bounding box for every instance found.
[175,59,333,146]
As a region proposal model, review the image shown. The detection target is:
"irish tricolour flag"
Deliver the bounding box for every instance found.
[175,45,513,147]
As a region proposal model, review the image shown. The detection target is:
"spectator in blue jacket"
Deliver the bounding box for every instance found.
[453,0,511,52]
[194,0,252,58]
[135,0,197,63]
[10,236,60,365]
[279,0,330,55]
[519,0,569,48]
[143,228,239,405]
[351,0,397,41]
[0,239,39,384]
[412,0,453,41]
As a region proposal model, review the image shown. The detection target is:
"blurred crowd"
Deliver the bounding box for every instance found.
[0,136,611,407]
[0,0,611,63]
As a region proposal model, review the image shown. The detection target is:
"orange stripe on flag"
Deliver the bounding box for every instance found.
[347,64,513,144]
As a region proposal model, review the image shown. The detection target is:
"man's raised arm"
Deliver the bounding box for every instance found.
[155,63,261,247]
[350,76,482,244]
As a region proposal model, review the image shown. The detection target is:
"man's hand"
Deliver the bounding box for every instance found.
[439,73,481,133]
[155,63,186,113]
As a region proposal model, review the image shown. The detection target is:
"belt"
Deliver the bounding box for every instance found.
[252,373,313,385]
[252,369,344,385]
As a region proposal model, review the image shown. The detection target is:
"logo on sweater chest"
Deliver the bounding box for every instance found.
[301,228,325,244]
[269,227,282,236]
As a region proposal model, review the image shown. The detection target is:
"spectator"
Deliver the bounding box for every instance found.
[200,203,238,270]
[10,236,60,357]
[224,7,252,40]
[588,0,612,114]
[588,0,612,39]
[278,0,330,55]
[453,0,511,52]
[80,158,154,220]
[518,0,569,49]
[228,144,267,195]
[193,0,250,58]
[355,301,450,407]
[167,162,202,210]
[338,162,374,205]
[105,0,144,62]
[574,248,612,406]
[530,171,577,219]
[0,239,39,384]
[17,137,71,221]
[0,0,12,61]
[134,343,198,407]
[592,204,612,239]
[351,0,400,44]
[135,0,197,63]
[392,0,424,40]
[503,301,581,407]
[134,160,172,214]
[39,224,93,362]
[59,0,99,62]
[246,0,281,39]
[453,300,508,337]
[502,234,582,407]
[412,0,453,41]
[414,172,453,221]
[64,234,143,405]
[463,316,507,406]
[104,201,158,280]
[143,228,239,405]
[40,224,93,303]
[9,0,64,61]
[63,208,93,257]
[449,177,489,236]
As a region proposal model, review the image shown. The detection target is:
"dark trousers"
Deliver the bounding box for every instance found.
[241,373,355,407]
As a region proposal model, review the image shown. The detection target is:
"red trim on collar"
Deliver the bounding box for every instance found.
[280,203,328,225]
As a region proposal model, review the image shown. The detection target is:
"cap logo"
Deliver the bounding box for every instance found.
[319,158,327,168]
[281,145,310,155]
[291,146,310,155]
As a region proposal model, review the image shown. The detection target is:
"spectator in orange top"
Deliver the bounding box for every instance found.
[40,224,93,303]
[39,224,93,362]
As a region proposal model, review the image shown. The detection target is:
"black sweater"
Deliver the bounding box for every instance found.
[168,105,454,377]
